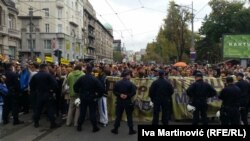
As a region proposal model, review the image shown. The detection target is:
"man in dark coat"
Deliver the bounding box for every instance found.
[111,69,137,135]
[186,72,216,125]
[30,64,59,129]
[149,70,174,125]
[219,76,241,125]
[2,63,23,125]
[235,72,250,125]
[74,64,104,132]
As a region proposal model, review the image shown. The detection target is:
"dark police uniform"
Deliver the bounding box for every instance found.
[186,72,216,125]
[149,70,174,125]
[74,67,104,132]
[29,65,58,128]
[111,70,137,135]
[235,73,250,125]
[2,64,22,125]
[219,77,241,125]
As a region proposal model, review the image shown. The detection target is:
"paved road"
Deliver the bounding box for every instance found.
[0,113,221,141]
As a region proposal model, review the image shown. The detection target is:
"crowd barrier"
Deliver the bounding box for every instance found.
[106,76,225,122]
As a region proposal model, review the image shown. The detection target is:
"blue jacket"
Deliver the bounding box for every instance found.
[0,83,8,105]
[20,68,30,92]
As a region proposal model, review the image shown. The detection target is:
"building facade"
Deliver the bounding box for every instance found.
[113,39,122,52]
[83,0,96,61]
[0,0,20,60]
[95,21,113,63]
[16,0,85,61]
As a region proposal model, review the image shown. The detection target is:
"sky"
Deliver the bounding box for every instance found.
[89,0,212,52]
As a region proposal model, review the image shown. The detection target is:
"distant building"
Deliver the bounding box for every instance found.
[113,39,121,52]
[95,21,113,63]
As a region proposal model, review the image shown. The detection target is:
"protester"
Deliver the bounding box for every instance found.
[65,64,84,127]
[0,74,8,124]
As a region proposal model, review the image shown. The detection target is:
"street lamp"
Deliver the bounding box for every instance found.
[29,7,48,60]
[175,2,195,63]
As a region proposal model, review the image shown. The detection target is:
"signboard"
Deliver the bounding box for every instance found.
[223,34,250,58]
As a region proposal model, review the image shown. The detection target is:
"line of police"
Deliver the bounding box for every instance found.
[1,62,249,134]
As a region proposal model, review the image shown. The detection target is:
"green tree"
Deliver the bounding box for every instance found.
[113,51,123,63]
[198,0,250,63]
[164,1,192,61]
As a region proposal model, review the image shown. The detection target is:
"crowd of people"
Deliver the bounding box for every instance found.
[0,60,250,135]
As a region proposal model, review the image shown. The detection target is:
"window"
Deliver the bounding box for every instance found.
[58,24,62,32]
[8,14,15,29]
[58,39,63,49]
[58,8,62,19]
[28,39,36,49]
[44,40,51,49]
[45,24,49,32]
[9,46,15,59]
[44,9,49,17]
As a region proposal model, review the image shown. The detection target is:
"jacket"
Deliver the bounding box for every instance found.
[66,70,84,97]
[0,83,8,105]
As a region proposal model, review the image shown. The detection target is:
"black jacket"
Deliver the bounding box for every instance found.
[29,71,58,98]
[113,78,136,102]
[235,79,250,106]
[219,84,241,108]
[186,79,216,104]
[149,77,174,103]
[5,69,20,95]
[74,73,105,101]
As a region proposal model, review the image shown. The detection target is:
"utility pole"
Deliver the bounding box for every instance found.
[190,1,196,64]
[29,7,34,60]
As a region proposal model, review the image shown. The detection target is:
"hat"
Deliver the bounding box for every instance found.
[195,72,203,77]
[237,72,244,78]
[226,76,234,83]
[158,69,165,76]
[121,69,131,77]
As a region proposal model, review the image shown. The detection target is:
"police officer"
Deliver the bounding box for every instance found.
[2,63,23,125]
[235,72,250,125]
[29,64,59,129]
[74,64,104,132]
[149,70,174,125]
[219,76,241,125]
[111,69,137,135]
[186,71,216,125]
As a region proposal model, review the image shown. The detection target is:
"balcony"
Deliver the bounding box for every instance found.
[88,20,95,28]
[76,38,82,43]
[56,33,65,39]
[88,32,95,38]
[88,43,95,49]
[8,28,21,38]
[56,0,64,8]
[69,21,78,27]
[0,26,8,35]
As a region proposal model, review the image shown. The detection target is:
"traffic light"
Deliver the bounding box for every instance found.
[53,49,62,65]
[53,49,62,57]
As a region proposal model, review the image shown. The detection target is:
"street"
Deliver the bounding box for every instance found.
[0,113,222,141]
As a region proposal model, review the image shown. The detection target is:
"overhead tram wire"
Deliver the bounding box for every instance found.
[97,12,124,39]
[99,7,142,16]
[104,0,133,38]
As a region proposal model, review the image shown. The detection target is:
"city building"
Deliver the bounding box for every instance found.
[0,0,20,60]
[16,0,85,61]
[83,0,96,61]
[95,21,113,63]
[113,39,122,52]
